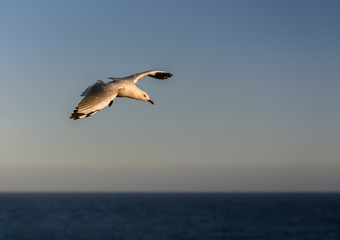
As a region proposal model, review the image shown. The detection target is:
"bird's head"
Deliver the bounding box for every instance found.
[140,91,154,105]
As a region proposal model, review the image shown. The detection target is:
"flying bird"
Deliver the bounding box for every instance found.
[70,70,173,120]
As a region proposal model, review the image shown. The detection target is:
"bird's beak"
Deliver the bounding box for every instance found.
[148,99,154,105]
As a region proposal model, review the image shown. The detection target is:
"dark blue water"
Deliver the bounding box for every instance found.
[0,193,339,240]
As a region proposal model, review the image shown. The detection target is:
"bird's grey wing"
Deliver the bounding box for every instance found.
[108,70,173,84]
[70,81,119,120]
[80,80,104,96]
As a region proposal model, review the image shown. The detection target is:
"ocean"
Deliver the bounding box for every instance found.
[0,193,339,240]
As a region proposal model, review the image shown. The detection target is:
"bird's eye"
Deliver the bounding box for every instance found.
[144,95,147,97]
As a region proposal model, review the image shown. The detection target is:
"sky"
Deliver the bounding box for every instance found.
[0,0,339,192]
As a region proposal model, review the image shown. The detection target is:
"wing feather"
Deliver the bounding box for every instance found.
[70,81,119,120]
[81,80,105,96]
[108,70,173,84]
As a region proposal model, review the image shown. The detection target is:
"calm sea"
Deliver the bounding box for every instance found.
[0,193,339,240]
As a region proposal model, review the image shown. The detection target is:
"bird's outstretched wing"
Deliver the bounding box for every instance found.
[70,80,121,120]
[108,70,173,84]
[80,83,95,96]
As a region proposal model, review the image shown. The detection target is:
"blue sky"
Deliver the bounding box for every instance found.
[1,0,339,192]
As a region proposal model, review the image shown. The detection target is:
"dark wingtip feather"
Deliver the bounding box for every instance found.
[70,107,85,120]
[152,72,173,80]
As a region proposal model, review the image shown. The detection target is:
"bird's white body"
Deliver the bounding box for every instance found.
[70,70,172,120]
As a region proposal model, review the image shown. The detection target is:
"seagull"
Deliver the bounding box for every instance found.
[70,70,173,120]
